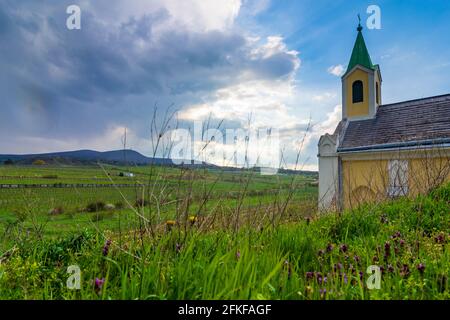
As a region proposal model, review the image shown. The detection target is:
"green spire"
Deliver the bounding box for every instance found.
[344,20,375,76]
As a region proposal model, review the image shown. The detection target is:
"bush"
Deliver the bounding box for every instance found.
[114,201,125,209]
[40,231,95,266]
[32,159,46,165]
[85,201,106,212]
[104,203,116,211]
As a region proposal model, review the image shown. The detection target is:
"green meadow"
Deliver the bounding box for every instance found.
[0,164,448,300]
[0,165,317,238]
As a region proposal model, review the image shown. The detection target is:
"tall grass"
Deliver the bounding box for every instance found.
[0,182,448,300]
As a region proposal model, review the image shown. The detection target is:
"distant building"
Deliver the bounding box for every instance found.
[119,172,135,177]
[318,22,450,211]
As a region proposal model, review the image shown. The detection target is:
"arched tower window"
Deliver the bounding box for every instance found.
[352,80,364,103]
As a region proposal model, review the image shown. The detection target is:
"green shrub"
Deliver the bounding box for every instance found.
[32,159,46,165]
[114,201,125,209]
[85,201,106,212]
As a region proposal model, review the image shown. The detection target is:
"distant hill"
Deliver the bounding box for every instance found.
[0,149,202,166]
[0,149,317,175]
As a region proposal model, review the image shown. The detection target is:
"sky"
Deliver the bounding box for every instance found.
[1,0,450,171]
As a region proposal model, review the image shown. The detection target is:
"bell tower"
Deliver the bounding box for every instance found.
[342,20,382,121]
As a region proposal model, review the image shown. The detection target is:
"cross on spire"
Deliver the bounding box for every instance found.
[357,14,363,32]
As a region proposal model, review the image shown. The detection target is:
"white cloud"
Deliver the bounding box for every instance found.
[178,79,301,129]
[306,104,341,145]
[327,64,345,77]
[242,0,271,16]
[290,104,341,161]
[318,104,342,134]
[250,36,298,60]
[86,0,242,32]
[312,92,337,102]
[178,35,301,129]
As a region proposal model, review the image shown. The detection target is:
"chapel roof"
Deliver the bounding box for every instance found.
[338,94,450,152]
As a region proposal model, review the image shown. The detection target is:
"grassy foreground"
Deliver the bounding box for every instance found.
[0,182,448,300]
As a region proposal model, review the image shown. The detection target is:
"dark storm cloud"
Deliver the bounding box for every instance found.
[0,1,299,153]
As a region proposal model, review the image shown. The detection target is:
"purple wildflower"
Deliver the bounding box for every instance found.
[417,263,425,275]
[236,250,241,260]
[353,255,361,264]
[334,263,343,272]
[384,241,391,259]
[319,274,329,284]
[318,249,325,256]
[435,233,445,244]
[306,272,315,281]
[387,264,395,273]
[343,273,348,284]
[380,265,385,274]
[400,264,410,277]
[340,244,348,253]
[316,272,323,284]
[349,264,355,274]
[391,231,402,239]
[176,243,181,253]
[359,271,364,280]
[94,278,105,293]
[380,214,388,224]
[326,243,334,253]
[317,275,323,284]
[102,239,112,256]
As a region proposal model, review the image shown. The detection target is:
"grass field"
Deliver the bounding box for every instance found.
[0,164,448,300]
[0,164,317,241]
